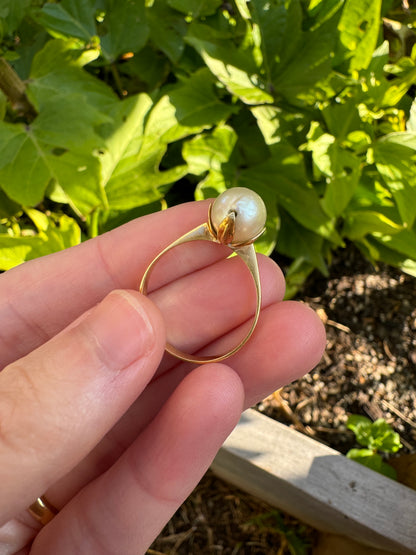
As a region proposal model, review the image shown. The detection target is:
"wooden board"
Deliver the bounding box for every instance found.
[211,409,416,554]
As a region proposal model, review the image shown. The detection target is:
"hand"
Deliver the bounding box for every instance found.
[0,200,325,554]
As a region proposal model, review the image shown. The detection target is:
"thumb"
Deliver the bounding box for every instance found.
[0,290,165,525]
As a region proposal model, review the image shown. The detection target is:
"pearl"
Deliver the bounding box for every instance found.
[210,187,267,245]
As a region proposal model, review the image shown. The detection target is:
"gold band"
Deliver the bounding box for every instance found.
[139,215,263,365]
[28,496,58,526]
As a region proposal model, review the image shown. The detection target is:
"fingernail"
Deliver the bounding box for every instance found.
[82,290,155,372]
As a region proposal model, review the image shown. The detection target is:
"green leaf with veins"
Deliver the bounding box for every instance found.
[186,22,273,105]
[306,124,361,217]
[183,125,238,175]
[105,70,236,210]
[37,0,149,61]
[336,0,382,71]
[99,0,149,62]
[0,40,112,213]
[237,144,343,245]
[36,0,97,42]
[246,0,295,84]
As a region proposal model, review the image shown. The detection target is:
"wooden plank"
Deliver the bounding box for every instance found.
[211,409,416,554]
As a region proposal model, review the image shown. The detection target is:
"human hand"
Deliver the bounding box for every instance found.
[0,200,325,554]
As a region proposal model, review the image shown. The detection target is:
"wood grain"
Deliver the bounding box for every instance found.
[211,409,416,554]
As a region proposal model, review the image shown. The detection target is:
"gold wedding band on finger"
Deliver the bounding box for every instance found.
[139,187,267,364]
[28,496,58,526]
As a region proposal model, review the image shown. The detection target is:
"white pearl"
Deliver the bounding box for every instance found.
[211,187,267,245]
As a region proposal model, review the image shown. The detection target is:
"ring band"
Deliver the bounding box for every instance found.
[139,187,267,364]
[28,496,58,526]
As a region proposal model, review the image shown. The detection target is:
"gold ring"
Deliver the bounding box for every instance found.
[139,187,267,364]
[28,496,58,526]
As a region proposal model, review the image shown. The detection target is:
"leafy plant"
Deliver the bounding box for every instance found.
[346,414,403,479]
[0,0,416,294]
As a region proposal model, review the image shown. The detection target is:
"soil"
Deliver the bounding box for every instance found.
[261,244,416,455]
[149,245,416,554]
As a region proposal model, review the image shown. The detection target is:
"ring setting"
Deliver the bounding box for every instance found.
[139,187,267,364]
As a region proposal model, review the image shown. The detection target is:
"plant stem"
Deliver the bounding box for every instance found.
[0,58,37,120]
[110,62,127,97]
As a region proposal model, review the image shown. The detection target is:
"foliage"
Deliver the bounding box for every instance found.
[346,414,403,479]
[0,0,416,293]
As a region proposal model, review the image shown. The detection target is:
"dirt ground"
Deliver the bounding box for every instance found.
[149,245,416,554]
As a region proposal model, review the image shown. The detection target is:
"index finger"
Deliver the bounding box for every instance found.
[0,200,229,368]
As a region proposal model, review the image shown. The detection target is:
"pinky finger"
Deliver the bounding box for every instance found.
[31,364,244,555]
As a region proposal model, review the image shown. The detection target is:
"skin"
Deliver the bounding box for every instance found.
[0,200,326,554]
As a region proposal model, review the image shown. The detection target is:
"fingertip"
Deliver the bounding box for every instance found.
[264,300,327,382]
[190,363,245,423]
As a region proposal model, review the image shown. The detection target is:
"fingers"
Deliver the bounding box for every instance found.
[150,253,285,359]
[40,299,325,517]
[0,200,223,368]
[0,290,165,526]
[118,300,326,447]
[31,364,245,555]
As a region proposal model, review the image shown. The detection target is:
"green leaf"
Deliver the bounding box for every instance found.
[336,0,382,71]
[105,70,236,211]
[347,415,403,453]
[352,448,396,475]
[371,419,403,453]
[0,235,37,270]
[407,97,416,133]
[183,125,237,175]
[347,449,397,479]
[375,228,416,260]
[347,415,373,447]
[237,144,343,245]
[99,0,149,62]
[37,0,149,62]
[0,212,81,271]
[283,258,315,299]
[186,22,274,105]
[347,448,377,461]
[37,0,97,42]
[277,210,328,275]
[321,99,363,142]
[0,189,20,217]
[246,0,298,85]
[374,134,416,227]
[0,106,107,214]
[271,8,338,103]
[306,130,362,217]
[251,105,282,146]
[147,2,187,63]
[28,40,113,110]
[343,210,402,240]
[0,0,31,35]
[359,235,416,278]
[0,40,118,214]
[167,0,222,17]
[382,65,416,108]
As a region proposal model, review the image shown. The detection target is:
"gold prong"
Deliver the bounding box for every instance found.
[217,211,236,245]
